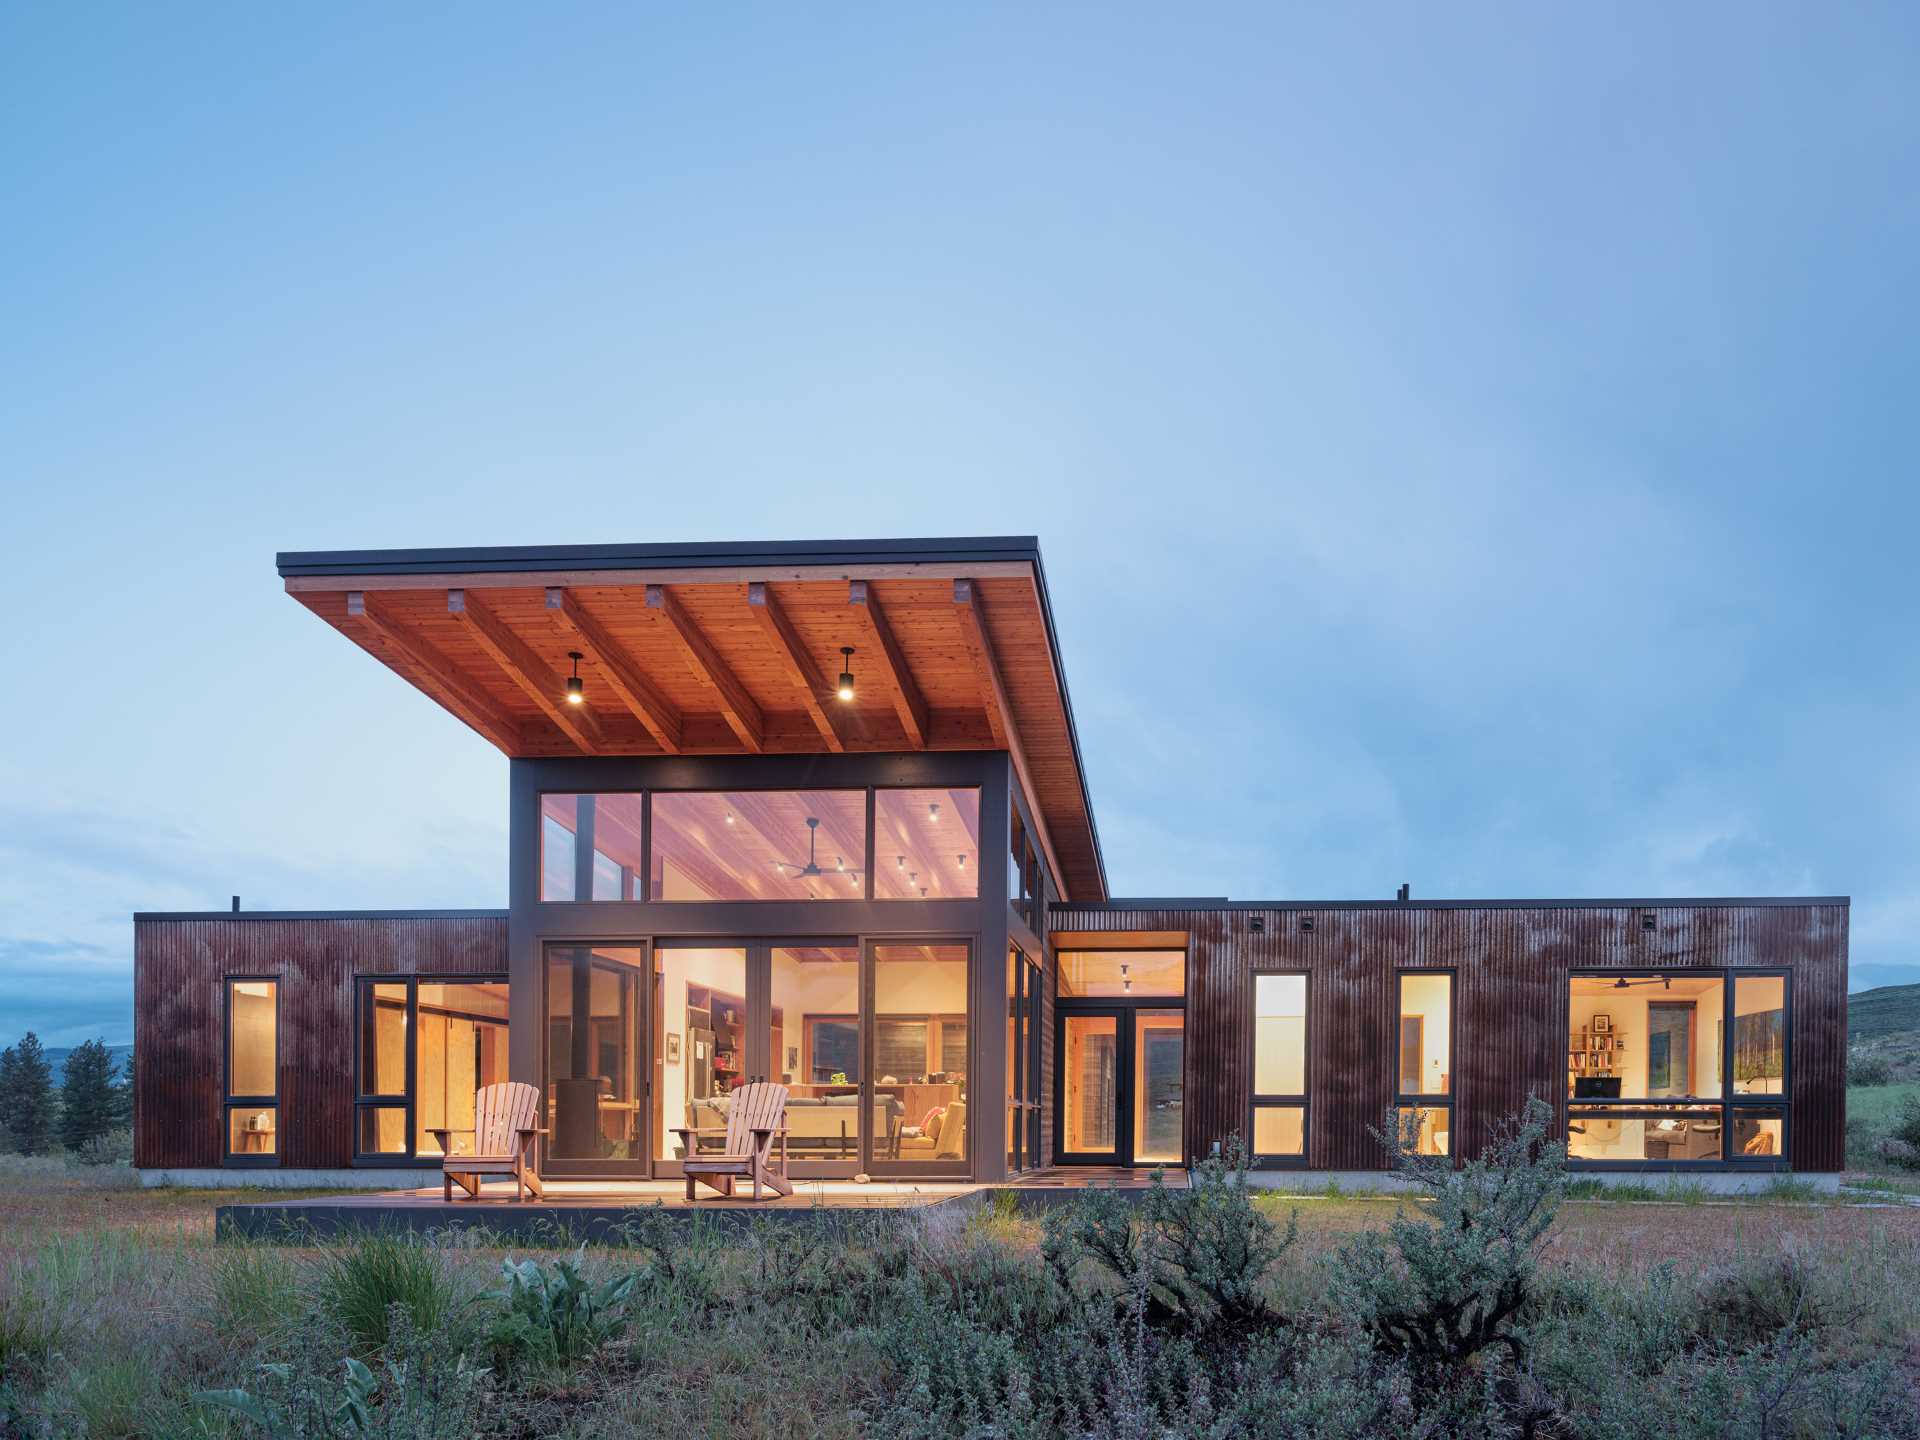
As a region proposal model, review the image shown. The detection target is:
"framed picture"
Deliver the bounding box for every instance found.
[666,1032,681,1063]
[1592,1013,1612,1034]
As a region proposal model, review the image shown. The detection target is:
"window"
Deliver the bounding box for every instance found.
[1733,975,1786,1095]
[1567,971,1789,1165]
[650,791,865,901]
[1251,972,1308,1163]
[354,978,510,1162]
[874,789,980,899]
[875,943,971,1165]
[539,794,645,901]
[1059,950,1185,998]
[1395,972,1452,1157]
[225,980,278,1164]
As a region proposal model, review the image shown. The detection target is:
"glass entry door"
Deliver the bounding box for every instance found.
[545,944,651,1176]
[1056,1007,1186,1167]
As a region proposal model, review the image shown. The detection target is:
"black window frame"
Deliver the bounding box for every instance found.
[1394,969,1457,1162]
[352,973,511,1167]
[223,975,281,1169]
[538,786,992,906]
[1248,969,1310,1169]
[1007,944,1043,1173]
[1564,967,1792,1171]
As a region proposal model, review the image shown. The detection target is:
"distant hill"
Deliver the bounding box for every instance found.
[1849,984,1920,1042]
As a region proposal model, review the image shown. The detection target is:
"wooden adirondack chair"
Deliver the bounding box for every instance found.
[428,1081,546,1202]
[671,1081,792,1200]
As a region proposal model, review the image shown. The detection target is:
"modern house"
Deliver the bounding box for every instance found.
[132,537,1848,1188]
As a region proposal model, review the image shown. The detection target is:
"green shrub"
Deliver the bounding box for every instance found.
[74,1127,134,1167]
[1881,1095,1920,1171]
[198,1309,490,1438]
[485,1246,632,1375]
[320,1234,457,1353]
[1331,1096,1565,1415]
[1694,1248,1858,1348]
[1042,1136,1296,1346]
[1848,1049,1893,1087]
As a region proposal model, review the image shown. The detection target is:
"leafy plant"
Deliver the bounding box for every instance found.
[486,1246,633,1373]
[197,1309,489,1438]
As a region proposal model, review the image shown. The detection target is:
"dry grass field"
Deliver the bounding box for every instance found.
[1,1148,1917,1438]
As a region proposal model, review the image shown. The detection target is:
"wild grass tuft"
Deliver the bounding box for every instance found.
[319,1231,462,1352]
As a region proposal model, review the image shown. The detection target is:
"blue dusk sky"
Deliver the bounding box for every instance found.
[2,6,1916,1047]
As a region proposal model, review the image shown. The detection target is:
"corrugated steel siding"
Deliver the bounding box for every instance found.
[134,916,509,1169]
[1048,903,1848,1173]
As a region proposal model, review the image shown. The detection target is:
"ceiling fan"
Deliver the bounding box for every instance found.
[769,817,863,882]
[1609,975,1673,989]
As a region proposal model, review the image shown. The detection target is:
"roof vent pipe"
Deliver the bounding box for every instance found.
[231,895,241,913]
[1396,883,1410,903]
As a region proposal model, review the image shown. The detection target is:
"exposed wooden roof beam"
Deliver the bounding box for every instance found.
[345,591,521,751]
[954,576,1067,901]
[544,588,682,753]
[447,589,602,754]
[645,584,763,751]
[848,580,928,749]
[746,582,845,753]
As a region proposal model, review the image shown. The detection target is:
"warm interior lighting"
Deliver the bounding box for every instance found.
[565,651,585,705]
[836,646,856,702]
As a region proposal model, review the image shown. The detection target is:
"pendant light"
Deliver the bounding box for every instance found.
[836,647,856,702]
[565,652,585,705]
[1121,962,1132,995]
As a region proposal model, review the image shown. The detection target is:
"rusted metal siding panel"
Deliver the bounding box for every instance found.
[133,916,509,1170]
[1050,902,1847,1173]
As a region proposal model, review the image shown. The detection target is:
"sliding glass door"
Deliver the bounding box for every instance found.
[546,936,973,1178]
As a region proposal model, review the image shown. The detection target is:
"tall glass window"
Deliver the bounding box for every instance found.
[875,943,971,1165]
[354,978,509,1161]
[874,788,981,899]
[1396,972,1453,1158]
[650,791,866,901]
[1251,972,1307,1162]
[225,979,278,1162]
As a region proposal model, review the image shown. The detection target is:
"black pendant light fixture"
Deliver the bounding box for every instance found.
[836,647,856,702]
[565,651,585,705]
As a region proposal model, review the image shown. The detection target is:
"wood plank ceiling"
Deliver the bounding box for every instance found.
[289,563,1105,900]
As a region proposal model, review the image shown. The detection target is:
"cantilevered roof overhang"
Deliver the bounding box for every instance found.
[277,536,1107,901]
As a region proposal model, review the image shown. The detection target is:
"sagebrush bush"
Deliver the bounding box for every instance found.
[1330,1096,1565,1421]
[1847,1048,1893,1087]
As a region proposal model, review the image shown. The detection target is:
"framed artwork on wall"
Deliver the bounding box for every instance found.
[1592,1013,1612,1034]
